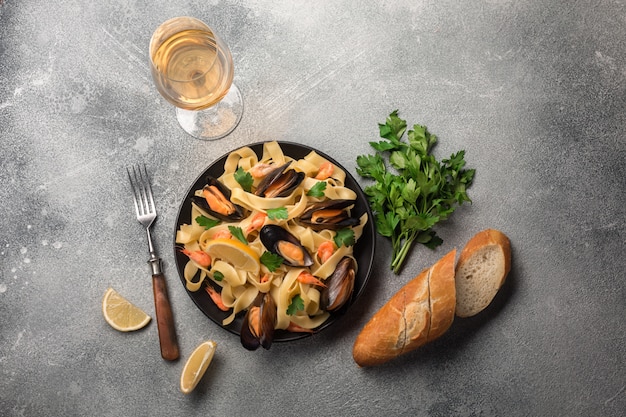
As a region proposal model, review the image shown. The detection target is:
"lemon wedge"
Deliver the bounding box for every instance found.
[102,288,151,332]
[204,238,260,274]
[180,340,217,394]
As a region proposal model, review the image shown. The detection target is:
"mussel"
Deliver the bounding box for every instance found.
[320,257,356,312]
[254,162,305,198]
[191,176,246,222]
[240,292,277,350]
[259,224,313,267]
[298,199,360,231]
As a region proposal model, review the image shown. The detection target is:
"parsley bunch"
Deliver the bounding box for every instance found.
[356,111,475,273]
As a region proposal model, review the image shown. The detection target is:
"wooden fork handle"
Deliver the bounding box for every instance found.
[152,273,180,361]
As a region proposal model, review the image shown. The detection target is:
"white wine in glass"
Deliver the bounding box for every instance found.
[150,17,243,140]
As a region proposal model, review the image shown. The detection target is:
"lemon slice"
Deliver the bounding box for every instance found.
[180,340,217,394]
[102,288,151,332]
[204,238,260,274]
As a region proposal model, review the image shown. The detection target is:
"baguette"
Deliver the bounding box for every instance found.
[454,229,511,318]
[352,249,456,367]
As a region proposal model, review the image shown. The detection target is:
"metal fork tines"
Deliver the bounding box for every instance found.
[126,164,179,361]
[127,165,159,270]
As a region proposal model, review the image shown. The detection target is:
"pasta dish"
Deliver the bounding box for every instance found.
[175,141,368,350]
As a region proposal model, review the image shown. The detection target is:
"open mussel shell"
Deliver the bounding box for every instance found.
[298,199,361,231]
[259,224,314,267]
[240,293,277,351]
[191,176,246,222]
[320,257,356,312]
[254,162,305,198]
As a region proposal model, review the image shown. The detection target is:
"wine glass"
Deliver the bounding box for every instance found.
[149,17,243,140]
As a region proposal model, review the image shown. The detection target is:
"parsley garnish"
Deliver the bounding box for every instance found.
[306,181,327,197]
[196,215,221,229]
[267,207,288,220]
[356,110,475,273]
[228,226,247,244]
[212,270,224,281]
[260,251,283,272]
[334,228,355,247]
[286,295,305,315]
[234,167,253,192]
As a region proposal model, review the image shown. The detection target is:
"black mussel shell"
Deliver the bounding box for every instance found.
[191,176,246,222]
[320,257,356,312]
[298,199,360,231]
[240,307,261,351]
[259,224,313,267]
[254,162,305,198]
[240,293,277,351]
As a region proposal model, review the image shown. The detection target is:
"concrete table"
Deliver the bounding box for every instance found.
[1,1,624,416]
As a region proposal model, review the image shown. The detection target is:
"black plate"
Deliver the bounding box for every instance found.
[173,141,375,342]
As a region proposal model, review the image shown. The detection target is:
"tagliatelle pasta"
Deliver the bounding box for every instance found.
[175,141,368,336]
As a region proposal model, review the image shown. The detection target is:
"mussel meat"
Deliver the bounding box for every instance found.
[320,256,356,312]
[259,224,313,267]
[254,162,305,198]
[240,292,277,350]
[191,176,246,222]
[298,199,360,231]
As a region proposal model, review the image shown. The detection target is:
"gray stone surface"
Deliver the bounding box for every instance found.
[1,1,625,416]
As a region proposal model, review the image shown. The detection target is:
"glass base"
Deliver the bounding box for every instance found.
[175,84,244,140]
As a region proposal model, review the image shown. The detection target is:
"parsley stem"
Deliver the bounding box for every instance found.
[391,231,417,274]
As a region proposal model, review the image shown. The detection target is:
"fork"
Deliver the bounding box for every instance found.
[127,165,179,361]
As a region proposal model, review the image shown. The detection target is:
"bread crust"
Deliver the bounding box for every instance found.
[352,268,430,367]
[427,249,457,342]
[455,229,511,317]
[352,249,456,367]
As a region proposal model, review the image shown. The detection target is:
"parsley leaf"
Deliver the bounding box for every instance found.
[286,295,305,315]
[260,251,283,272]
[356,110,475,273]
[355,154,385,181]
[267,207,288,220]
[306,181,327,197]
[334,228,355,247]
[228,226,247,244]
[234,167,253,192]
[196,215,221,229]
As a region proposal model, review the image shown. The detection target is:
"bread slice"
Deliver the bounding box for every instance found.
[454,229,511,318]
[352,249,456,367]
